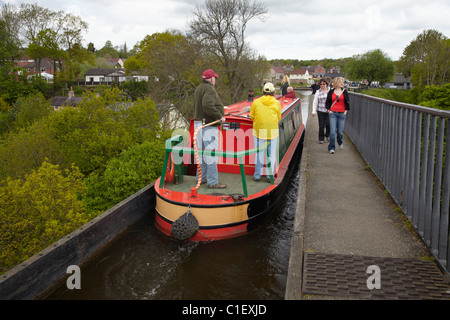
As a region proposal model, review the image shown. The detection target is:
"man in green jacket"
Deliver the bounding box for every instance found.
[193,69,226,189]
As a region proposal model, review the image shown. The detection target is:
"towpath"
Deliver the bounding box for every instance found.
[285,93,450,300]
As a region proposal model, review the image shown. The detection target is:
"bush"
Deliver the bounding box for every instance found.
[83,140,166,213]
[360,88,413,104]
[419,84,450,110]
[0,161,91,274]
[47,87,163,175]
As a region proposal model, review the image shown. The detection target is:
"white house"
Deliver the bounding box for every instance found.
[289,68,312,84]
[85,68,127,83]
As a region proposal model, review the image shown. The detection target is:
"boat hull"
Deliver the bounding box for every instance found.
[154,129,304,241]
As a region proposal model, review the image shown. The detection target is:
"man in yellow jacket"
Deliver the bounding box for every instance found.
[250,82,281,182]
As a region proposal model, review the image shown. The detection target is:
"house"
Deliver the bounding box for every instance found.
[289,68,312,84]
[50,88,83,110]
[107,58,126,69]
[269,66,285,81]
[384,73,413,90]
[84,68,127,84]
[129,71,149,82]
[306,65,326,78]
[84,68,148,85]
[328,66,341,74]
[15,57,61,83]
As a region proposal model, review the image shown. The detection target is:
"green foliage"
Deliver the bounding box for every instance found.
[0,123,68,183]
[0,161,91,274]
[0,66,50,105]
[119,79,150,101]
[345,49,395,85]
[399,29,450,87]
[360,85,450,110]
[360,88,414,104]
[96,40,119,58]
[83,140,165,213]
[419,84,450,110]
[46,87,162,175]
[10,92,52,130]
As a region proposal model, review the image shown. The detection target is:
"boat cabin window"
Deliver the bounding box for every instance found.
[288,115,295,138]
[279,122,286,153]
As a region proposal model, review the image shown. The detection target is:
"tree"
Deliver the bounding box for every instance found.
[419,83,450,110]
[126,31,197,124]
[87,42,96,53]
[0,6,21,66]
[0,118,68,182]
[399,29,450,87]
[0,161,90,274]
[18,3,61,75]
[10,91,52,130]
[83,140,165,213]
[46,88,163,175]
[345,49,394,85]
[188,0,268,103]
[96,40,119,58]
[27,28,59,76]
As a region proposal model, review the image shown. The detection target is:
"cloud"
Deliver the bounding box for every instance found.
[3,0,450,61]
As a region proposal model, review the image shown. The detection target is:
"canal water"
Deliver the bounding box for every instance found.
[47,92,310,300]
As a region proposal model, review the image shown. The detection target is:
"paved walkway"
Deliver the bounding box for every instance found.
[285,93,450,300]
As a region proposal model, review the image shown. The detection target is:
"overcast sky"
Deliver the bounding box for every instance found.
[4,0,450,61]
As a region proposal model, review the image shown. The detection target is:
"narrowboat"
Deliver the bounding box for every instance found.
[154,94,305,241]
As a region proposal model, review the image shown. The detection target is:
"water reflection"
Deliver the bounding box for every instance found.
[48,161,300,300]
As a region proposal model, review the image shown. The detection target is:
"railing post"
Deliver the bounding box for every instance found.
[238,157,248,198]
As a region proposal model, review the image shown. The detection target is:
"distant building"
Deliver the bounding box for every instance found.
[15,56,62,83]
[106,58,126,69]
[384,73,413,90]
[51,88,83,110]
[289,68,312,84]
[305,65,326,78]
[84,68,148,85]
[269,66,285,81]
[84,68,127,84]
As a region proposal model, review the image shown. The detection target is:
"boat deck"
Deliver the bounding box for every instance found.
[163,172,272,197]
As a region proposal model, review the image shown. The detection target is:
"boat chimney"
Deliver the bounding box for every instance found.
[248,90,254,102]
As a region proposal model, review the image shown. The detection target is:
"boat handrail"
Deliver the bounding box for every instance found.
[159,134,273,197]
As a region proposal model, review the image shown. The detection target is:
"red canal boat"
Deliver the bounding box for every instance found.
[154,94,305,241]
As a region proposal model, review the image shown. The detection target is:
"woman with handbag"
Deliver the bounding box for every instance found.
[325,77,350,154]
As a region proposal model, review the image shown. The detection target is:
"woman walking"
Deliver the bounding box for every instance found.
[325,77,350,154]
[311,79,330,144]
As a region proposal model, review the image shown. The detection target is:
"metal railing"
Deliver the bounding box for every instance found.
[346,92,450,274]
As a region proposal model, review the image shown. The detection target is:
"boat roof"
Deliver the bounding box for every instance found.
[224,95,300,121]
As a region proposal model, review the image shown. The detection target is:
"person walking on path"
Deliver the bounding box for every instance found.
[326,77,350,154]
[193,69,226,189]
[311,79,330,144]
[250,82,281,182]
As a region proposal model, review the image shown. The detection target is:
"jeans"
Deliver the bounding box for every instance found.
[194,121,219,185]
[254,136,278,179]
[328,112,346,151]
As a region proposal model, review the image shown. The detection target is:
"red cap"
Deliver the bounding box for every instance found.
[202,69,219,79]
